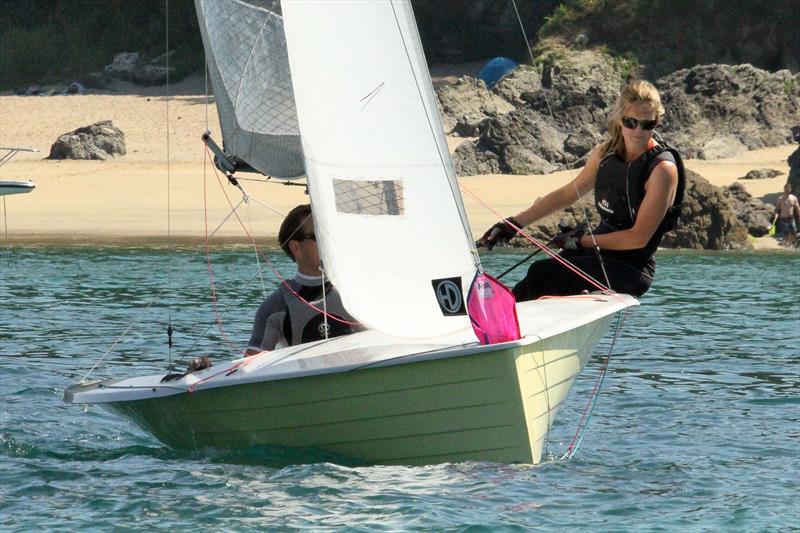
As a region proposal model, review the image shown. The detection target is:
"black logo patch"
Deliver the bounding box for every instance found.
[431,277,466,316]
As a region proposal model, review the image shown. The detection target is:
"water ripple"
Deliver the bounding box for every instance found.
[0,247,798,531]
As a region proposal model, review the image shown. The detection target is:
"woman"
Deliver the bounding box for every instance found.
[479,79,684,301]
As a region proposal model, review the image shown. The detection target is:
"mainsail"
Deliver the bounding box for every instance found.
[282,0,480,338]
[195,0,304,178]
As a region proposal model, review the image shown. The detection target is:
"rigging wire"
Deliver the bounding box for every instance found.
[559,308,629,461]
[165,0,175,369]
[508,0,611,289]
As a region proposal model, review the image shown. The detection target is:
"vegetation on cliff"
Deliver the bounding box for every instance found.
[1,0,797,90]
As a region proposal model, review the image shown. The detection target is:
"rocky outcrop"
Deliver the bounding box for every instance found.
[657,64,800,159]
[789,147,800,194]
[660,170,750,249]
[722,182,774,237]
[788,127,800,194]
[446,55,800,176]
[437,76,515,135]
[48,121,126,160]
[450,48,624,176]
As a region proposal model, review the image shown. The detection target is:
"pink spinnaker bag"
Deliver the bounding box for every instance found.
[466,272,521,345]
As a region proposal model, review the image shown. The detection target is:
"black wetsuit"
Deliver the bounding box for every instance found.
[513,146,682,301]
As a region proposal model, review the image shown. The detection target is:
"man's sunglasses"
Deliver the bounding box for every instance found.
[621,116,658,131]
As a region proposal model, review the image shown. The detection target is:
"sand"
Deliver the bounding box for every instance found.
[0,81,794,249]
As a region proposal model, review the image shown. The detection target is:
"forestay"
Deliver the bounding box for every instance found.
[195,0,304,178]
[282,0,480,338]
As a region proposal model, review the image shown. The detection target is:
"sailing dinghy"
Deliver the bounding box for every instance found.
[64,0,638,465]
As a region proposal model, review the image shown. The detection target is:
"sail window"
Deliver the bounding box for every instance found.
[333,179,405,216]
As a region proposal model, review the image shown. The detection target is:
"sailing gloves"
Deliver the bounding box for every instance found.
[477,216,521,250]
[552,227,585,250]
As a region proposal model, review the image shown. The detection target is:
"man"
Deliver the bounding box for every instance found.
[773,183,799,247]
[245,204,359,355]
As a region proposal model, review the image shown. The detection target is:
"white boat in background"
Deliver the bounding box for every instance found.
[0,147,38,196]
[64,0,637,465]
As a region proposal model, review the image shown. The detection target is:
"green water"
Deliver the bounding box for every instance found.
[1,247,798,531]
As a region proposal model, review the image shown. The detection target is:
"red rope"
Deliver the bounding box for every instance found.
[202,149,245,355]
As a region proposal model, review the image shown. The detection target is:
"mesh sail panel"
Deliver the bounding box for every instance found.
[195,0,304,178]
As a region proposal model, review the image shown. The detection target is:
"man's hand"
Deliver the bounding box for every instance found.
[187,355,212,372]
[477,217,521,251]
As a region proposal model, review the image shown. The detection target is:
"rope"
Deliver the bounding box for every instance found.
[559,308,629,461]
[202,139,245,355]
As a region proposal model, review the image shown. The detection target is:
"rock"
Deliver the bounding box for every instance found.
[66,82,85,95]
[14,85,43,96]
[722,182,774,236]
[788,126,800,194]
[452,47,626,175]
[660,170,750,249]
[493,68,543,106]
[104,52,141,81]
[699,135,748,159]
[455,57,800,176]
[436,76,514,133]
[453,140,501,176]
[657,64,800,159]
[788,146,800,194]
[82,71,111,90]
[741,168,783,180]
[102,51,176,86]
[48,120,126,160]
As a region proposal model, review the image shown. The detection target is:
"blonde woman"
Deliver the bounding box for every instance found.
[479,79,685,300]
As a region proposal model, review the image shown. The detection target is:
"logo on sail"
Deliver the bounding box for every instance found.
[432,277,466,316]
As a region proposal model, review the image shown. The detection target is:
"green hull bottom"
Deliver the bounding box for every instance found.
[109,319,609,465]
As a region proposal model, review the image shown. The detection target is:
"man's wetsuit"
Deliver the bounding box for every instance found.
[248,272,358,351]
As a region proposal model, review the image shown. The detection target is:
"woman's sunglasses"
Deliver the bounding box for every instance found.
[297,233,316,242]
[622,116,658,131]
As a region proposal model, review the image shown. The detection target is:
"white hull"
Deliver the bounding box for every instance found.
[0,180,35,196]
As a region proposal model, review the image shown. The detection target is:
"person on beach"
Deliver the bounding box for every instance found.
[478,78,684,301]
[772,183,799,246]
[245,204,359,355]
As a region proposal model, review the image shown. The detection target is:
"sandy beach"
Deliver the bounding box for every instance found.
[0,81,794,248]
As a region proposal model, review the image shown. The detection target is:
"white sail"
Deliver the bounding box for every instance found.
[282,0,480,338]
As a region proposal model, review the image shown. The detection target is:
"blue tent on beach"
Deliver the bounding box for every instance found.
[477,57,518,88]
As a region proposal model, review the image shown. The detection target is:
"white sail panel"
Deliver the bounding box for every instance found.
[282,0,479,338]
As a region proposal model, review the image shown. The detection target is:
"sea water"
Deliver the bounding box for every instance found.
[1,246,798,531]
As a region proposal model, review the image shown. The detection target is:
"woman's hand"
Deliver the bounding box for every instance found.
[477,217,521,250]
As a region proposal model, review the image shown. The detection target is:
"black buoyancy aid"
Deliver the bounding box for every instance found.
[595,143,686,232]
[593,142,686,265]
[278,282,354,346]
